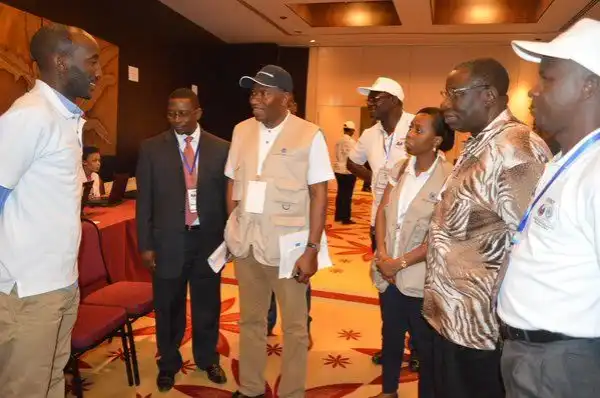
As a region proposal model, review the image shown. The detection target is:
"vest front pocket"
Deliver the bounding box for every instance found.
[272,179,308,216]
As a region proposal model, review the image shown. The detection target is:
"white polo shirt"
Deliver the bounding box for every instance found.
[498,129,600,337]
[225,113,334,185]
[348,112,414,225]
[0,80,84,298]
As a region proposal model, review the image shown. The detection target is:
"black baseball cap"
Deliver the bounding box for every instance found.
[239,65,294,92]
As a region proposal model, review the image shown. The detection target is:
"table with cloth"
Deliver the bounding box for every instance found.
[81,200,151,282]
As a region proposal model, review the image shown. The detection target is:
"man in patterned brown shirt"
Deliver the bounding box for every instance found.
[423,58,551,398]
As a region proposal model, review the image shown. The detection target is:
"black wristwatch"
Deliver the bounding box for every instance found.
[306,242,320,251]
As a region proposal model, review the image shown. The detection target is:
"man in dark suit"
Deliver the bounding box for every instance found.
[136,88,229,392]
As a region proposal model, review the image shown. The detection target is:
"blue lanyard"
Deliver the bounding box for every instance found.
[178,138,201,175]
[383,132,395,161]
[516,131,600,236]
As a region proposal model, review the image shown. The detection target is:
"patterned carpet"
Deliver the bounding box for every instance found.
[69,186,419,397]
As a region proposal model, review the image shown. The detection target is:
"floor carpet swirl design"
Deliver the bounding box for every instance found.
[70,188,418,397]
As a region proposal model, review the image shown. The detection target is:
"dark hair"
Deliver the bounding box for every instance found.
[169,88,200,108]
[30,24,74,72]
[455,58,510,97]
[82,146,100,161]
[416,107,455,152]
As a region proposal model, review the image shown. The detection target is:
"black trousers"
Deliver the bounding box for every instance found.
[380,285,434,397]
[334,173,356,222]
[153,229,222,373]
[432,331,505,398]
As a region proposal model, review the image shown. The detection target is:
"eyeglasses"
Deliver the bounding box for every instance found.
[440,84,490,101]
[167,110,197,119]
[367,93,392,104]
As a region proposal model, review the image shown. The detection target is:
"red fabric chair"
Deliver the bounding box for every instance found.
[78,218,154,385]
[69,304,133,398]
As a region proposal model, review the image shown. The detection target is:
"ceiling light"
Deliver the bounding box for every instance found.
[310,39,316,43]
[463,4,501,24]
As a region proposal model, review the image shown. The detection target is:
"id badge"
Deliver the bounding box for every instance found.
[375,167,390,194]
[245,180,267,214]
[187,189,197,213]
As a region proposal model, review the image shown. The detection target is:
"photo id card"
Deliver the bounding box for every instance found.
[244,180,267,214]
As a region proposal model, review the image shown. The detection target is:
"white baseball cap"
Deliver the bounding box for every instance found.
[512,18,600,76]
[358,77,405,102]
[343,121,356,130]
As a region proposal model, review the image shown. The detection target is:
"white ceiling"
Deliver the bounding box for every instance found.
[160,0,600,46]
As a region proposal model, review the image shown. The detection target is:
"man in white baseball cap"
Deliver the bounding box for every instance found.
[333,121,357,224]
[348,77,414,248]
[497,18,600,397]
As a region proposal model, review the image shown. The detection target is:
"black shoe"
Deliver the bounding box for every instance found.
[341,220,356,225]
[232,392,265,398]
[409,355,420,372]
[156,370,175,392]
[371,350,382,365]
[201,363,227,384]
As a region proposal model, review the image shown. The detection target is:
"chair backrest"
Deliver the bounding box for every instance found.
[78,218,111,298]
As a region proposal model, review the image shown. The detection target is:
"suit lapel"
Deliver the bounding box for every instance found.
[196,130,212,191]
[164,131,187,196]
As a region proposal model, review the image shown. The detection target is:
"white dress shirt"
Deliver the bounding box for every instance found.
[348,111,415,225]
[498,129,600,337]
[390,156,439,228]
[225,113,334,185]
[174,125,201,226]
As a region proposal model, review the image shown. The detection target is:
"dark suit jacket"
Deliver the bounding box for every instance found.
[136,128,229,278]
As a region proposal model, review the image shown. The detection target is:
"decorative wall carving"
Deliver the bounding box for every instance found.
[0,3,119,154]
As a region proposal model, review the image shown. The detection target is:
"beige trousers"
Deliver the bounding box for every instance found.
[0,284,80,398]
[235,252,308,398]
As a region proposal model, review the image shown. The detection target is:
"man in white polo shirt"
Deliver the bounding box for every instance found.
[348,77,414,251]
[497,18,600,397]
[347,77,414,366]
[0,24,101,398]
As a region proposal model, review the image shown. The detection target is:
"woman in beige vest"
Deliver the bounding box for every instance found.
[370,107,454,398]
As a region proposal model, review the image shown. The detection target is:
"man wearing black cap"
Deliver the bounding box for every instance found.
[224,65,334,398]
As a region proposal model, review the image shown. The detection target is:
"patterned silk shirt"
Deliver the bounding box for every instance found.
[423,109,551,350]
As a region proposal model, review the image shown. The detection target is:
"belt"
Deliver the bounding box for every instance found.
[185,225,201,231]
[500,322,577,343]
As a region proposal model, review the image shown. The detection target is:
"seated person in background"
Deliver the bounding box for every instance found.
[82,146,104,198]
[371,107,454,398]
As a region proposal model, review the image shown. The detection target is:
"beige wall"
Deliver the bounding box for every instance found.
[306,45,539,163]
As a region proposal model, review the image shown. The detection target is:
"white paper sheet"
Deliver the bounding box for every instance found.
[208,242,229,273]
[278,230,332,279]
[244,181,267,214]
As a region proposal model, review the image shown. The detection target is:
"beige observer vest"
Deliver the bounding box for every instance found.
[225,115,320,266]
[371,157,453,297]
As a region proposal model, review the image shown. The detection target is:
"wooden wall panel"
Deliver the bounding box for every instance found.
[0,3,119,155]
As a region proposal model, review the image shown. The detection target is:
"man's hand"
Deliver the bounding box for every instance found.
[293,249,318,284]
[141,250,156,273]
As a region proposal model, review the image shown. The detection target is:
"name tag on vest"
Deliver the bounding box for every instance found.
[245,181,267,214]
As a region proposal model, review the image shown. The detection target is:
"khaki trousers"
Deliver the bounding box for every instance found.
[0,284,80,398]
[235,252,308,398]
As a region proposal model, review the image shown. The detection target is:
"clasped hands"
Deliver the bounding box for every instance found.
[374,253,406,284]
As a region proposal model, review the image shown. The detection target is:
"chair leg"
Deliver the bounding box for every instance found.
[126,319,141,385]
[71,354,84,398]
[119,329,134,386]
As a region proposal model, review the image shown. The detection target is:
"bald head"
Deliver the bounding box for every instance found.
[30,24,101,100]
[455,58,510,97]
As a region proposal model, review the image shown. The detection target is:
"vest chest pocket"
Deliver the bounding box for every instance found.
[272,179,308,216]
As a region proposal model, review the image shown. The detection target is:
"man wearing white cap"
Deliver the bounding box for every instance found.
[348,77,414,249]
[334,121,357,224]
[497,18,600,397]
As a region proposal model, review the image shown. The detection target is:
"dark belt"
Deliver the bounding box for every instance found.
[184,225,201,231]
[500,322,577,343]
